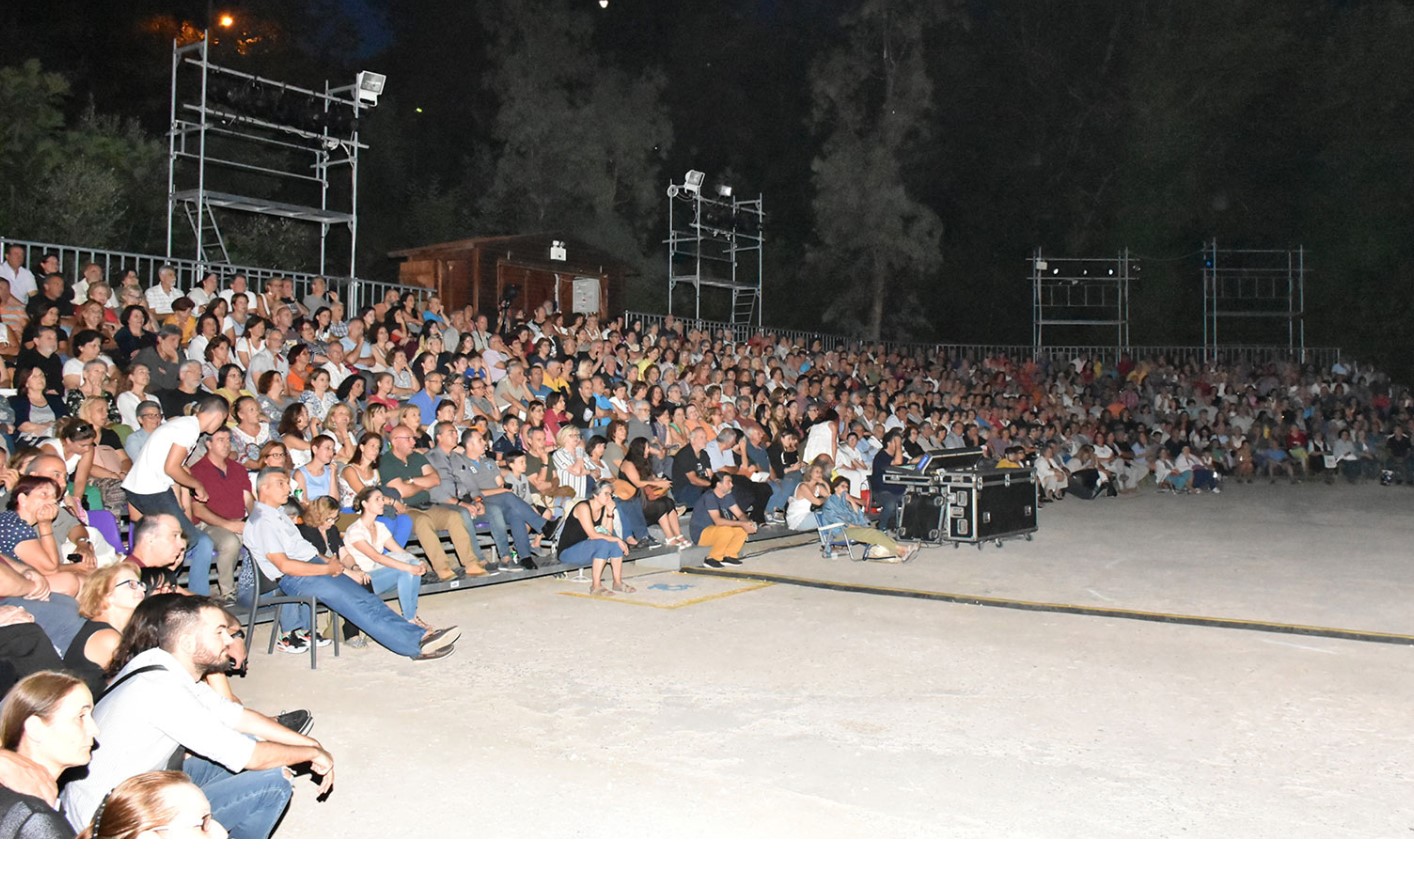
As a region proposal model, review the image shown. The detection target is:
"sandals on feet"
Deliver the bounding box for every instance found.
[612,582,637,594]
[590,586,614,596]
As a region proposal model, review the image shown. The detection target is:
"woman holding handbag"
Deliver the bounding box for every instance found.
[618,437,688,548]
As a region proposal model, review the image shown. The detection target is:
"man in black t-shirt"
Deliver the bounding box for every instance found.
[671,428,713,509]
[1386,425,1412,483]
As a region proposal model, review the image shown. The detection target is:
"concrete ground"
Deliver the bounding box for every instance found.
[241,480,1414,838]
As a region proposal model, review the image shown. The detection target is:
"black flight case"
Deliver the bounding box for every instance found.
[936,468,1038,548]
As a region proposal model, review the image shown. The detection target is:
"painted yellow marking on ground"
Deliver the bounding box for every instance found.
[558,580,771,609]
[678,567,1414,646]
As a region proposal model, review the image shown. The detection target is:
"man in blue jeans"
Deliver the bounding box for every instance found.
[242,467,460,660]
[121,394,230,594]
[459,429,548,571]
[62,595,331,838]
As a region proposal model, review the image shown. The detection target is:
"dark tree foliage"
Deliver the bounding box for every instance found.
[4,0,1414,375]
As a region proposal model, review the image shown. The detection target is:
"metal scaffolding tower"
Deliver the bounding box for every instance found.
[166,30,376,279]
[1201,239,1306,362]
[1030,248,1135,357]
[665,173,764,329]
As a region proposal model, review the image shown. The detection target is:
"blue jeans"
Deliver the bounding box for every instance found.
[124,487,215,595]
[183,755,292,839]
[278,572,423,657]
[873,488,903,531]
[764,473,799,514]
[367,564,421,621]
[559,538,623,565]
[614,497,650,542]
[0,593,82,655]
[673,484,705,509]
[481,492,545,561]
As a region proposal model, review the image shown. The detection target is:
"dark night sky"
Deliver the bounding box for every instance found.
[6,0,1414,369]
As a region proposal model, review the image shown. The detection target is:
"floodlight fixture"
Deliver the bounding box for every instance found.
[683,170,704,194]
[715,183,732,197]
[356,71,387,107]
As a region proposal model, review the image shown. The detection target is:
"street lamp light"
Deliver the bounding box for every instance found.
[218,13,235,27]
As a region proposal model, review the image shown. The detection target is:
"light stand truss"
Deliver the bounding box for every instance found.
[1031,248,1134,358]
[1201,239,1306,362]
[166,31,369,279]
[665,177,764,330]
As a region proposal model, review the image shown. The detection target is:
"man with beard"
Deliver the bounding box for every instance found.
[62,594,335,838]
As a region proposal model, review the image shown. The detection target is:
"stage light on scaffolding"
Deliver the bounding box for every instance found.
[683,170,705,195]
[1034,259,1048,272]
[715,183,733,198]
[355,71,387,107]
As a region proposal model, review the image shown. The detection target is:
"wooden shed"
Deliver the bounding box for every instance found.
[389,233,629,320]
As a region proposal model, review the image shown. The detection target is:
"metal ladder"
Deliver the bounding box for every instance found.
[181,199,231,265]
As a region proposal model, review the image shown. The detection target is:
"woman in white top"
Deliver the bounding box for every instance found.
[802,410,839,465]
[229,396,269,470]
[234,317,267,370]
[833,430,871,496]
[552,425,591,500]
[340,432,384,509]
[387,348,416,397]
[786,462,831,531]
[113,362,155,430]
[344,486,428,626]
[322,401,359,466]
[278,403,315,469]
[186,312,221,363]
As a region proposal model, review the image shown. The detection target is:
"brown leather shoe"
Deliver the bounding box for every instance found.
[462,561,489,576]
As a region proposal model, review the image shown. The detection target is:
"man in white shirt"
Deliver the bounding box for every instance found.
[146,265,184,314]
[69,261,105,305]
[0,244,37,303]
[61,592,333,838]
[321,341,356,389]
[121,394,231,594]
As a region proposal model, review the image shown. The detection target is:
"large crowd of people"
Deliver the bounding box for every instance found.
[0,241,1408,838]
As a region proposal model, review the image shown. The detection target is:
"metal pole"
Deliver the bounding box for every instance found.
[757,195,764,329]
[349,114,360,284]
[694,191,702,322]
[165,38,180,259]
[1031,247,1042,360]
[195,31,210,266]
[1298,246,1306,362]
[1210,239,1218,357]
[666,190,674,318]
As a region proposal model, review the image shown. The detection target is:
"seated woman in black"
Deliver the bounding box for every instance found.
[62,564,146,696]
[556,482,632,596]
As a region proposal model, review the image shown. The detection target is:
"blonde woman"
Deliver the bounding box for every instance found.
[552,425,590,500]
[322,401,359,465]
[64,563,146,695]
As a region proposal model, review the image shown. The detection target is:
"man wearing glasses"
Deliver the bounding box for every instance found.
[124,401,165,461]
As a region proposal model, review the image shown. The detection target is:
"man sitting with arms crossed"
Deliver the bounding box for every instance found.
[61,594,332,839]
[121,394,229,594]
[189,427,252,603]
[243,466,460,660]
[459,428,549,572]
[423,421,498,575]
[378,425,490,580]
